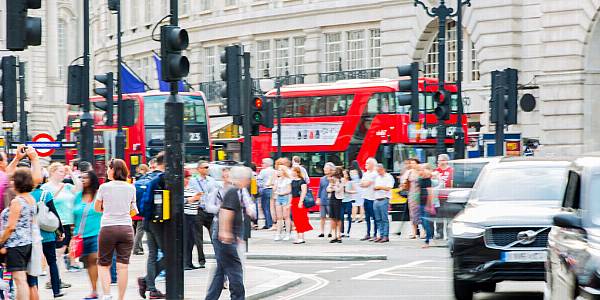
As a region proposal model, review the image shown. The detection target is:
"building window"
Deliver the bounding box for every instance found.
[325,32,342,72]
[346,30,365,70]
[200,0,213,11]
[257,40,271,77]
[225,0,237,6]
[369,29,381,68]
[423,21,479,83]
[204,47,216,82]
[144,0,152,23]
[275,39,289,77]
[293,37,305,75]
[471,41,480,81]
[57,19,67,80]
[179,0,190,14]
[130,0,138,28]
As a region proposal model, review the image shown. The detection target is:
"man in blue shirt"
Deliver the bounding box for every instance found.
[185,161,219,269]
[317,162,335,238]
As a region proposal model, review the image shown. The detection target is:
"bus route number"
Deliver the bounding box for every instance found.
[188,132,202,142]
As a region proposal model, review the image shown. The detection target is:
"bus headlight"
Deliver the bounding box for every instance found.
[451,222,485,238]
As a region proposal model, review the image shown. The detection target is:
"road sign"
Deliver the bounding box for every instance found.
[30,133,56,157]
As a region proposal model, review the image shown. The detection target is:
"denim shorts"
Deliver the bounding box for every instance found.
[83,235,99,257]
[276,195,290,206]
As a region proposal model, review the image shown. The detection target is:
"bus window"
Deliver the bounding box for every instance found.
[144,95,206,125]
[367,93,396,115]
[280,95,354,118]
[284,152,347,177]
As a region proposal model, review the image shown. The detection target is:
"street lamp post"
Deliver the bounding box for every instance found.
[414,0,471,157]
[115,1,126,159]
[80,0,94,164]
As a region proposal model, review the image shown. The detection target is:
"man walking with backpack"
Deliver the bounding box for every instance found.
[137,152,167,299]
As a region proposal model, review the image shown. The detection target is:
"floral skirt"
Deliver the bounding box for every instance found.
[407,193,421,225]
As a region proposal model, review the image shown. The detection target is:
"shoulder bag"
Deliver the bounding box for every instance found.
[69,200,91,259]
[37,190,60,232]
[302,187,316,209]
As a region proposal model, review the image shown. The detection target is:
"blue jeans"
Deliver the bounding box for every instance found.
[340,202,353,234]
[206,226,244,300]
[364,199,377,237]
[110,254,117,283]
[145,222,166,291]
[260,189,273,228]
[373,199,390,238]
[42,241,61,296]
[420,205,434,244]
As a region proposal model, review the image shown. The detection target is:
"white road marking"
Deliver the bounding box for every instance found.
[335,266,351,269]
[351,260,434,280]
[350,263,365,266]
[316,270,336,274]
[277,274,329,300]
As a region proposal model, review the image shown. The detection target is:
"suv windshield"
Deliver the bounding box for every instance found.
[472,166,568,202]
[450,162,489,188]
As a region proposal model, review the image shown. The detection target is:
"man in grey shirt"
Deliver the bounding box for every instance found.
[257,158,275,229]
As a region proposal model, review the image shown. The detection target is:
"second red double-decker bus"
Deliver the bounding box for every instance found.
[65,91,211,180]
[252,77,467,180]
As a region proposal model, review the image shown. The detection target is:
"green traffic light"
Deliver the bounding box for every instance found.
[253,112,263,123]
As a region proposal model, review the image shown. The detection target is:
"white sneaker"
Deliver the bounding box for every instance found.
[103,296,113,300]
[283,234,290,241]
[274,234,281,241]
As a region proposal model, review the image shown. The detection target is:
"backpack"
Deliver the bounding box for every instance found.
[135,172,162,218]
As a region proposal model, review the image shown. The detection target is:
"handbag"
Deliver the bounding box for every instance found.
[303,189,316,209]
[69,200,91,259]
[37,190,59,232]
[27,199,43,276]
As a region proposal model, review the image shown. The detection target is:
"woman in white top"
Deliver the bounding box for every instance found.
[272,166,292,241]
[94,159,137,300]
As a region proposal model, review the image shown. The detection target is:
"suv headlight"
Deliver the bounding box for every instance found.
[451,222,485,237]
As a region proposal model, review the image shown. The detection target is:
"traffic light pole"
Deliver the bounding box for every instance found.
[454,0,470,159]
[80,0,94,164]
[415,0,471,157]
[493,71,505,156]
[18,61,27,142]
[241,52,252,165]
[164,0,184,298]
[115,0,125,159]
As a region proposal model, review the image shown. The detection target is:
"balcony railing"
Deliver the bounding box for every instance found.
[318,68,383,83]
[198,81,226,103]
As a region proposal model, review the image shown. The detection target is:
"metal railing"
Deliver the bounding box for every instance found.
[318,68,383,83]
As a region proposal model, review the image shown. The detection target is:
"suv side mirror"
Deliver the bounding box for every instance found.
[448,189,471,204]
[553,213,583,229]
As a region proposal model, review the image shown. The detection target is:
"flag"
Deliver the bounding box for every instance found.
[120,63,146,93]
[153,53,185,92]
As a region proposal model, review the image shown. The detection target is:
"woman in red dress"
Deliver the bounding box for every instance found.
[290,167,313,244]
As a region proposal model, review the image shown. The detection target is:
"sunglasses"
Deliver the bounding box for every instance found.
[200,166,209,169]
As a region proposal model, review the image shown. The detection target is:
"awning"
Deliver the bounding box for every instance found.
[209,116,233,134]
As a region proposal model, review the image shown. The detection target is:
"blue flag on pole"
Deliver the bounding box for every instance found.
[120,63,146,93]
[153,53,185,92]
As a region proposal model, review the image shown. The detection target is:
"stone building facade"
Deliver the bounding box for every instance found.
[4,0,600,156]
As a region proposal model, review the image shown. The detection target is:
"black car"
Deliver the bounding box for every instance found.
[450,158,571,300]
[546,157,600,300]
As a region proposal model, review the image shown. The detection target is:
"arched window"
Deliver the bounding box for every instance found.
[58,19,67,81]
[423,20,480,82]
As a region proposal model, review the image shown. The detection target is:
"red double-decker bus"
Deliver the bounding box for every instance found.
[65,91,211,180]
[252,77,467,180]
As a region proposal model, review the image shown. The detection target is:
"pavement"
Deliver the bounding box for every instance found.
[38,250,302,300]
[37,216,546,299]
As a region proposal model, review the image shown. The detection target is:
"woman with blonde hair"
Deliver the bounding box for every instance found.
[272,165,292,241]
[41,162,82,272]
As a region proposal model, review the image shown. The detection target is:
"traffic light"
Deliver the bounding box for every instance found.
[6,0,42,51]
[94,72,114,126]
[250,96,265,136]
[67,65,84,105]
[0,56,18,122]
[220,45,242,116]
[504,68,518,125]
[433,89,451,121]
[490,68,519,125]
[160,25,190,82]
[397,62,420,122]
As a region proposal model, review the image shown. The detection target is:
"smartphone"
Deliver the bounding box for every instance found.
[20,147,27,154]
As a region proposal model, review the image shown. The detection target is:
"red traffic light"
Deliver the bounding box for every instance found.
[254,97,263,109]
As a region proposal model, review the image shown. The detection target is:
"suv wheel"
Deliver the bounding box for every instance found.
[453,277,474,300]
[477,282,496,293]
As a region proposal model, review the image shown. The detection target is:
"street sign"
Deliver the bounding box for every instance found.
[30,133,56,157]
[9,134,78,157]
